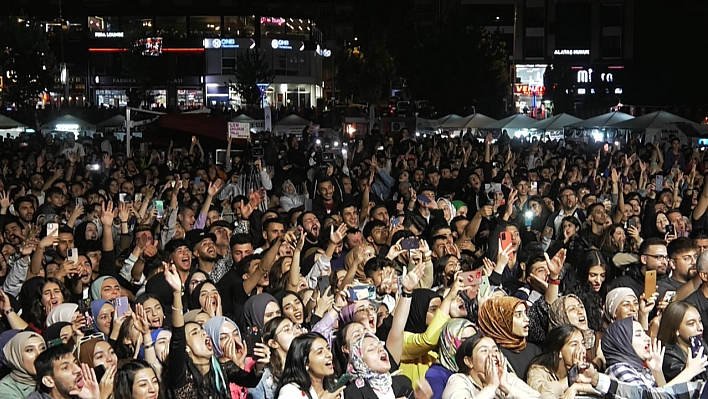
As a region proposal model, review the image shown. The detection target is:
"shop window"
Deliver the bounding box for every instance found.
[190,16,221,37]
[224,16,255,37]
[261,16,287,37]
[155,16,187,38]
[284,18,311,40]
[601,35,622,59]
[600,5,623,27]
[88,16,121,33]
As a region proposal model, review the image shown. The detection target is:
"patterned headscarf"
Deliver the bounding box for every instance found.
[478,297,527,353]
[348,332,392,394]
[549,294,596,349]
[438,318,474,372]
[604,288,636,321]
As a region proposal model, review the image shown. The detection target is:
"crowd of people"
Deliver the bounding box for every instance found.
[1,126,708,399]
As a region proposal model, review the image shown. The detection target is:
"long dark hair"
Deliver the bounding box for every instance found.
[571,250,606,332]
[184,321,230,399]
[529,325,582,373]
[276,332,334,396]
[263,317,288,383]
[114,360,163,399]
[333,322,358,377]
[19,277,71,329]
[433,255,457,288]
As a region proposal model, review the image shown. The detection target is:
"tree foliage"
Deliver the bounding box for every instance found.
[336,36,395,104]
[0,16,56,108]
[231,50,274,107]
[393,20,509,117]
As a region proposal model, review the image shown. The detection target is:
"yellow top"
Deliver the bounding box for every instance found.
[400,310,450,388]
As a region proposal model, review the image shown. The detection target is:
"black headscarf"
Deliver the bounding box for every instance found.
[188,280,214,311]
[602,317,645,370]
[43,321,71,342]
[144,273,175,310]
[244,293,279,329]
[404,289,442,334]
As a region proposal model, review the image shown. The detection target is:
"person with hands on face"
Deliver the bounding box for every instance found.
[163,262,265,399]
[604,316,708,389]
[442,335,541,399]
[30,344,102,399]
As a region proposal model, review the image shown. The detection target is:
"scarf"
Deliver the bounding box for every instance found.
[90,300,114,333]
[138,328,171,360]
[90,276,117,300]
[478,296,527,353]
[338,304,356,326]
[46,303,78,327]
[244,293,278,329]
[4,332,44,386]
[602,317,646,370]
[204,316,241,358]
[78,337,102,368]
[348,333,392,395]
[549,294,596,349]
[405,289,442,334]
[43,322,71,343]
[438,318,474,372]
[0,330,20,367]
[437,198,455,223]
[604,287,636,321]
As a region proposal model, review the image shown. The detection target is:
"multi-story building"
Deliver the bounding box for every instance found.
[461,0,634,116]
[7,0,333,110]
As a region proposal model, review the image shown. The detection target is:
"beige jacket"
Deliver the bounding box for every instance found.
[442,373,542,399]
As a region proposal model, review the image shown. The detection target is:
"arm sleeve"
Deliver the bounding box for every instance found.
[221,360,262,388]
[401,310,450,360]
[167,324,188,388]
[97,249,118,279]
[2,256,29,297]
[259,170,273,190]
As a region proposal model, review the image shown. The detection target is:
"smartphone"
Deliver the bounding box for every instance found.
[524,210,533,227]
[67,248,79,264]
[245,326,262,358]
[316,275,330,296]
[154,200,164,219]
[479,275,491,297]
[567,364,579,385]
[77,298,93,332]
[531,181,538,191]
[114,296,130,318]
[666,224,675,235]
[644,270,657,299]
[401,238,419,250]
[656,175,664,192]
[690,335,704,358]
[47,223,59,238]
[460,270,483,287]
[347,285,376,302]
[662,290,677,304]
[191,135,197,143]
[135,193,143,203]
[500,231,513,251]
[119,193,127,203]
[391,217,402,227]
[417,194,431,205]
[627,218,637,229]
[87,164,101,171]
[76,197,83,207]
[195,177,201,185]
[329,372,354,393]
[94,364,106,382]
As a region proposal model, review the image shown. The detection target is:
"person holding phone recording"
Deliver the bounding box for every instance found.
[657,302,708,382]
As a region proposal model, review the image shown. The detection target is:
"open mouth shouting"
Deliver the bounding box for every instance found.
[294,311,303,321]
[180,255,191,268]
[150,317,162,328]
[325,359,333,370]
[205,337,213,352]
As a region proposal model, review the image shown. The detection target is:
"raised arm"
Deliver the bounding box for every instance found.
[385,263,424,364]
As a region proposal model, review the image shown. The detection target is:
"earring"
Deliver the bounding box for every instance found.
[559,354,562,359]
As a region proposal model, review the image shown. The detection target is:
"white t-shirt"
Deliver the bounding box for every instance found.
[60,142,85,158]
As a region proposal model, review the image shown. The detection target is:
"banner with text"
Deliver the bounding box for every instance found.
[228,122,250,139]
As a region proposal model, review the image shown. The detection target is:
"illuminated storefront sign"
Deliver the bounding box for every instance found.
[94,31,124,38]
[203,38,256,49]
[574,66,623,84]
[271,39,293,50]
[261,17,286,26]
[514,84,545,96]
[554,49,590,56]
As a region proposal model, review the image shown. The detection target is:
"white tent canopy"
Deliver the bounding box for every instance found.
[273,114,309,136]
[436,114,463,128]
[567,111,634,129]
[97,115,126,128]
[531,113,583,132]
[463,114,498,129]
[609,110,701,145]
[483,114,538,130]
[232,114,265,132]
[41,115,96,136]
[0,115,27,130]
[439,114,467,129]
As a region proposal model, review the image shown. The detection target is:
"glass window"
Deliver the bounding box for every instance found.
[261,16,287,37]
[224,16,255,37]
[155,16,187,38]
[88,16,122,32]
[284,18,310,40]
[122,17,153,35]
[190,16,221,37]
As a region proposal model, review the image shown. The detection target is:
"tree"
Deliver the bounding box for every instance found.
[0,16,56,108]
[336,34,395,104]
[230,50,273,107]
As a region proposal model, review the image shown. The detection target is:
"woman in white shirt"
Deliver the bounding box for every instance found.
[276,332,343,399]
[442,335,541,399]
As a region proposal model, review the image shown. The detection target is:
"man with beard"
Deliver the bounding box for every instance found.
[545,187,585,238]
[2,216,25,246]
[206,220,234,283]
[312,178,341,220]
[12,196,35,230]
[658,238,698,303]
[30,344,100,399]
[230,234,254,264]
[363,220,389,255]
[609,237,668,298]
[297,211,322,274]
[187,230,223,282]
[579,203,608,249]
[28,173,46,205]
[255,218,285,254]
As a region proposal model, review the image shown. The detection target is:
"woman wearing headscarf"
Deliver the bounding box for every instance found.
[400,285,458,389]
[604,287,655,332]
[425,319,476,399]
[344,332,413,399]
[0,332,46,399]
[603,317,707,388]
[42,322,73,347]
[45,303,79,327]
[0,330,20,379]
[91,275,121,300]
[548,294,602,369]
[78,336,118,399]
[244,293,281,330]
[91,299,115,335]
[205,316,250,399]
[478,296,541,380]
[437,198,456,224]
[279,180,306,212]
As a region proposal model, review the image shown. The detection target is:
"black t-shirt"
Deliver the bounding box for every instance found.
[500,342,541,381]
[684,288,708,334]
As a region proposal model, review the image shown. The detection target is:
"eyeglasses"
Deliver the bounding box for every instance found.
[78,332,105,345]
[355,305,377,315]
[276,324,303,335]
[644,254,669,262]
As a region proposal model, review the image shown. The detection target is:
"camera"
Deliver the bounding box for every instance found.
[322,151,335,162]
[251,147,264,158]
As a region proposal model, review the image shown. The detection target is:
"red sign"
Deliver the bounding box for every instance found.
[514,84,545,96]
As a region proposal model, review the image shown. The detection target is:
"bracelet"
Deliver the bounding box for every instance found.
[172,306,183,312]
[4,308,13,316]
[144,341,154,349]
[548,278,561,286]
[332,304,342,313]
[401,291,412,298]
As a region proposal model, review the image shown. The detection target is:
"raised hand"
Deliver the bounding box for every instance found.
[0,191,11,210]
[163,262,182,292]
[207,179,225,197]
[71,364,101,399]
[100,201,116,226]
[329,223,347,244]
[401,262,425,293]
[645,338,665,372]
[544,248,566,280]
[118,202,131,223]
[133,303,151,335]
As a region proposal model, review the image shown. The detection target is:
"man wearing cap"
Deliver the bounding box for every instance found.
[207,220,234,283]
[186,229,226,283]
